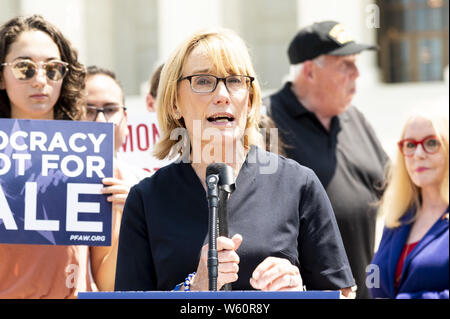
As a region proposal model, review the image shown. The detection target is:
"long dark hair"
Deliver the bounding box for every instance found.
[0,15,86,120]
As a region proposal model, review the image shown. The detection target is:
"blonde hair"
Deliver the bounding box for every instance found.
[153,28,263,160]
[381,110,449,228]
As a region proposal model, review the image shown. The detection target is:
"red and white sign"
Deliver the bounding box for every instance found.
[118,100,172,174]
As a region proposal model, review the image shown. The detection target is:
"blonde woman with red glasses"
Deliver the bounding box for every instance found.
[369,110,449,299]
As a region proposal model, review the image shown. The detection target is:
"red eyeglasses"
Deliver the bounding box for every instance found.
[398,135,441,157]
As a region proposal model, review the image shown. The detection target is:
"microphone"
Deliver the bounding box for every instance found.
[206,165,220,291]
[216,164,235,291]
[206,163,235,291]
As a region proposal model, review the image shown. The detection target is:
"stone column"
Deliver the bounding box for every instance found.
[19,0,86,62]
[157,0,222,60]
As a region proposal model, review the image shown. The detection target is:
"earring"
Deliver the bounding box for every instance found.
[172,105,181,119]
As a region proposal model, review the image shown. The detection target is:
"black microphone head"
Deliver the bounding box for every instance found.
[218,164,234,187]
[206,163,224,177]
[206,163,235,193]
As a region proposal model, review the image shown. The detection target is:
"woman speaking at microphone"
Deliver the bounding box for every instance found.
[115,28,355,297]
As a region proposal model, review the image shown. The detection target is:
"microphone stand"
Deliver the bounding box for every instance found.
[206,163,235,291]
[206,173,219,291]
[217,166,235,291]
[218,189,232,291]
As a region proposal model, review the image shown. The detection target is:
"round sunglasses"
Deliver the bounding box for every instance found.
[1,59,69,82]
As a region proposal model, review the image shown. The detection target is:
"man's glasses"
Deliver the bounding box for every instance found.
[398,135,441,157]
[86,105,127,122]
[179,74,254,94]
[1,60,69,82]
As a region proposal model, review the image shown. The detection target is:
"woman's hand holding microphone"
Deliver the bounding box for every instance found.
[190,234,303,292]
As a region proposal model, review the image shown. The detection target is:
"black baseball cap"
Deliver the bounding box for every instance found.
[288,20,377,64]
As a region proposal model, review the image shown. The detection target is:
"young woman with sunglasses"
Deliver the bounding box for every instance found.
[368,110,449,299]
[0,15,102,298]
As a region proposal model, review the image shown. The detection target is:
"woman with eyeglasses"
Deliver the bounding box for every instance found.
[0,15,101,298]
[83,65,150,291]
[368,110,449,299]
[115,28,355,296]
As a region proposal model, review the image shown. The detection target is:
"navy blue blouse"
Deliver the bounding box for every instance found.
[115,146,355,291]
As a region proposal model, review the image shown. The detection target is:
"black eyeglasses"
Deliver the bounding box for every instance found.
[398,135,441,157]
[179,74,254,94]
[86,105,127,122]
[1,60,69,81]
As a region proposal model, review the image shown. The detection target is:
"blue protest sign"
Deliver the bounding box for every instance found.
[0,118,113,246]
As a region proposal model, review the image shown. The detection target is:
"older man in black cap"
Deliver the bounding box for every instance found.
[264,21,389,299]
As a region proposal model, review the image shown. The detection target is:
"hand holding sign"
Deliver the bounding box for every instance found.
[101,177,130,211]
